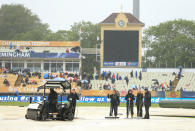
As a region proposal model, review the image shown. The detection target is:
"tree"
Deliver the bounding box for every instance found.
[43,30,71,41]
[13,24,51,41]
[82,55,100,75]
[68,21,101,48]
[0,4,49,40]
[142,19,195,68]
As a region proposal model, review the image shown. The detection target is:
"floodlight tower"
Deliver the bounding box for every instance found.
[133,0,140,20]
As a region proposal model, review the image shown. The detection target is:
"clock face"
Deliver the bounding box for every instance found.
[118,20,124,27]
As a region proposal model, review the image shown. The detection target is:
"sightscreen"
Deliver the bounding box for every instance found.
[103,30,139,66]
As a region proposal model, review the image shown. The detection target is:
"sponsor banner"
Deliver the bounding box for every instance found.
[166,91,180,98]
[80,97,162,104]
[1,96,195,104]
[0,96,43,102]
[0,52,79,58]
[115,62,126,66]
[156,91,165,98]
[126,62,138,66]
[181,91,195,98]
[103,62,115,66]
[103,61,138,66]
[0,40,80,47]
[0,96,68,102]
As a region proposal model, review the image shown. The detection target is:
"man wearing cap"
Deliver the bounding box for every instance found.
[125,89,135,118]
[143,88,151,119]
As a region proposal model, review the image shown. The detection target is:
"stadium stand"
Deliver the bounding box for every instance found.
[0,68,195,96]
[0,71,79,94]
[176,72,195,91]
[90,71,176,91]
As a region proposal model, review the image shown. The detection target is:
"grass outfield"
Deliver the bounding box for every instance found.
[0,102,159,107]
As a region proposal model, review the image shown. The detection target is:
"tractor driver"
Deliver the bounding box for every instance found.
[67,89,79,117]
[48,88,58,113]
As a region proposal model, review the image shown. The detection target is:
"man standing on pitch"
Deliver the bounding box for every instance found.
[136,89,143,117]
[107,90,120,117]
[67,89,79,117]
[125,89,135,118]
[143,88,151,119]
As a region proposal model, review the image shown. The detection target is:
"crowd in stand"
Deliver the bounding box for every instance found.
[44,72,80,81]
[81,70,143,90]
[81,70,185,92]
[0,65,186,92]
[100,70,143,83]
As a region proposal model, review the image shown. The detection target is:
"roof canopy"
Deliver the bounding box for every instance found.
[101,13,144,26]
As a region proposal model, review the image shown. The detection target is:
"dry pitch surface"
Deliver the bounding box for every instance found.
[0,106,195,131]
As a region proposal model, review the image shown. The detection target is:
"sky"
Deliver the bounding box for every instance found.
[0,0,195,32]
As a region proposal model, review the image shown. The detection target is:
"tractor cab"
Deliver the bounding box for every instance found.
[25,78,74,121]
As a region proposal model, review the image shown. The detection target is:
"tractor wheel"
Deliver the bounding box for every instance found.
[41,112,47,121]
[67,113,74,121]
[25,114,28,119]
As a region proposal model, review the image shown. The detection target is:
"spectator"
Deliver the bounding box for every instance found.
[3,79,10,86]
[135,71,138,79]
[50,73,54,79]
[103,71,107,80]
[107,84,111,90]
[92,74,95,80]
[66,48,69,53]
[119,76,122,80]
[25,76,29,84]
[95,73,98,80]
[27,72,31,78]
[111,77,115,84]
[89,74,93,80]
[130,70,134,78]
[103,84,108,90]
[139,71,142,81]
[178,72,181,80]
[125,76,129,85]
[112,73,115,80]
[21,79,25,83]
[116,73,119,81]
[38,73,41,79]
[169,80,173,91]
[108,71,111,79]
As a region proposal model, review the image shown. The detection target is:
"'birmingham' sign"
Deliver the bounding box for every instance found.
[0,52,79,58]
[0,52,30,58]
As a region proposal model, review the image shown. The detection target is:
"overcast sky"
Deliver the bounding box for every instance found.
[0,0,195,32]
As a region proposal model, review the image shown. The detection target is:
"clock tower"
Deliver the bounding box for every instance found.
[100,13,144,68]
[115,13,128,28]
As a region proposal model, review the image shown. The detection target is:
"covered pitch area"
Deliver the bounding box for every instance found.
[0,106,195,131]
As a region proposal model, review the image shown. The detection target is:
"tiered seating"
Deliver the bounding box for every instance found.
[91,72,175,91]
[0,74,18,88]
[175,72,195,91]
[0,71,79,93]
